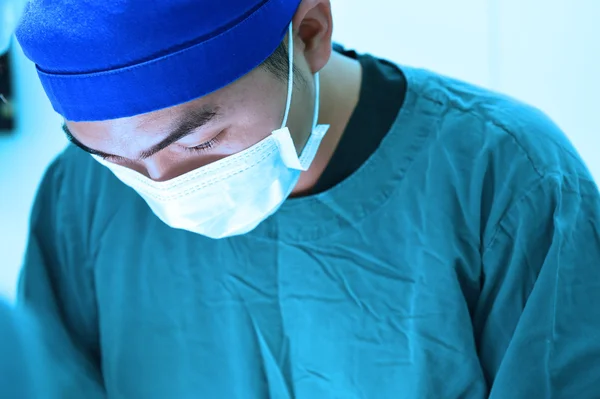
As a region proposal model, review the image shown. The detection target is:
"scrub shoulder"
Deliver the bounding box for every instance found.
[385,68,600,396]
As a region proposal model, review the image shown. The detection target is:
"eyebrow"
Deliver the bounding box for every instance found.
[62,105,220,161]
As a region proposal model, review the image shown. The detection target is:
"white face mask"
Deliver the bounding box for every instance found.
[93,24,330,239]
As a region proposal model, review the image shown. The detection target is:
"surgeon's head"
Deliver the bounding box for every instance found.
[17,0,333,182]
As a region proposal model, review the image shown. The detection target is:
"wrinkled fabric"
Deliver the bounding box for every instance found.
[19,65,600,398]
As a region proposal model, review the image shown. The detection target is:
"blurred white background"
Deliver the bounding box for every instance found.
[0,0,598,299]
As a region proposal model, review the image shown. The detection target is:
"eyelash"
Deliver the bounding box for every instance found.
[97,152,122,162]
[93,130,226,162]
[185,130,224,154]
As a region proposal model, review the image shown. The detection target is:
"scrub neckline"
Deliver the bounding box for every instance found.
[247,65,440,243]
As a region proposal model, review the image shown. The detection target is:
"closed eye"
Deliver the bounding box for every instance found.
[183,129,225,154]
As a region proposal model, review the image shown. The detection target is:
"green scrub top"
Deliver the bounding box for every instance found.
[18,54,600,398]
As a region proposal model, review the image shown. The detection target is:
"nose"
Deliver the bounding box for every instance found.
[143,156,181,182]
[142,153,222,182]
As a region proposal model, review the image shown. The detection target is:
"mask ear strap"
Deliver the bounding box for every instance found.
[312,72,320,128]
[280,23,294,129]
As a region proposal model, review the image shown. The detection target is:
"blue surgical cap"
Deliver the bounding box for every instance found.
[16,0,301,122]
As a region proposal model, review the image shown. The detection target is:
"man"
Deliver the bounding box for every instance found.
[14,0,600,397]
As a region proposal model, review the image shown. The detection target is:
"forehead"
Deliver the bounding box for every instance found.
[67,99,198,140]
[67,66,276,132]
[64,66,286,149]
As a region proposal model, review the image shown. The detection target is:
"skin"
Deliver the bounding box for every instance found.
[65,0,362,196]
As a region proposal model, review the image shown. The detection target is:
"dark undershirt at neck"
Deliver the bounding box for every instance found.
[312,45,408,195]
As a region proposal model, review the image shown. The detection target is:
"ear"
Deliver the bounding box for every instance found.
[292,0,333,74]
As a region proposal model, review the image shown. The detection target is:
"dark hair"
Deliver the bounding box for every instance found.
[261,40,308,87]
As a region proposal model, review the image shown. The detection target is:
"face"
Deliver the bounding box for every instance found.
[65,39,317,182]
